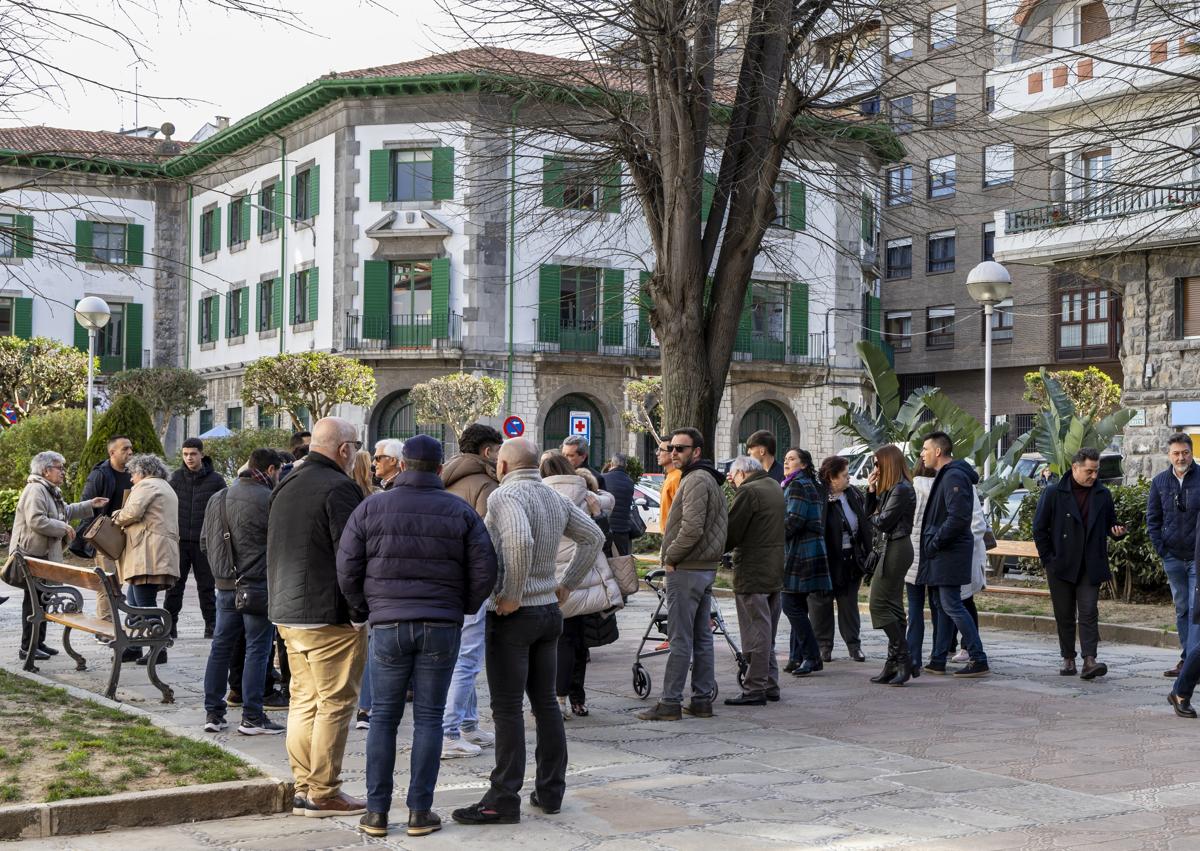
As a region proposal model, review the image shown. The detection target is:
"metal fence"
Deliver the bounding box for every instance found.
[343,312,463,351]
[1006,179,1200,234]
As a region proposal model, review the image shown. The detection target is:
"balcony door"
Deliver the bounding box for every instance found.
[390,260,433,346]
[1080,148,1112,219]
[559,266,601,352]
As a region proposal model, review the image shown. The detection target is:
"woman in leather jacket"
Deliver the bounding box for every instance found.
[864,445,917,686]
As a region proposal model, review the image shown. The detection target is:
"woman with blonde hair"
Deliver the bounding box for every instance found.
[352,449,377,498]
[865,444,917,685]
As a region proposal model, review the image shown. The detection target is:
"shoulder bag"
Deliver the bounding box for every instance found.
[861,489,890,580]
[218,491,268,616]
[83,515,126,561]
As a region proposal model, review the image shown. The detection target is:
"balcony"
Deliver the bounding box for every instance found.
[343,312,463,352]
[531,320,656,358]
[732,331,827,366]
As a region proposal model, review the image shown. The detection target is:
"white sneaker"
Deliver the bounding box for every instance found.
[442,736,482,759]
[952,649,970,663]
[462,727,495,748]
[558,697,572,721]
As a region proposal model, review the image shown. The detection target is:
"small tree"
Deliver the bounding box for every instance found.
[1029,368,1136,477]
[70,396,164,501]
[242,352,376,431]
[830,342,934,452]
[1023,366,1122,422]
[622,376,664,444]
[0,409,87,490]
[409,372,505,441]
[108,367,207,441]
[0,336,91,425]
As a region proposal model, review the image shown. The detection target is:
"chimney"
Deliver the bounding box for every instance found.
[216,116,230,130]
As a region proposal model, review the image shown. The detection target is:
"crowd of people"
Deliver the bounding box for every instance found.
[9,416,1200,836]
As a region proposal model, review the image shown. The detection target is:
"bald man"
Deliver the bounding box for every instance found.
[267,416,369,818]
[453,437,604,826]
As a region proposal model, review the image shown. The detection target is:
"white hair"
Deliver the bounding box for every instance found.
[728,455,764,476]
[30,451,65,476]
[374,439,403,460]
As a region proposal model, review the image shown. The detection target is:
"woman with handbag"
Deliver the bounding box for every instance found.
[782,450,828,677]
[10,451,108,661]
[864,445,917,686]
[112,454,181,663]
[811,456,871,662]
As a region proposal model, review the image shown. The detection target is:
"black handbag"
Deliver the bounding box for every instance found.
[861,489,890,580]
[218,491,268,617]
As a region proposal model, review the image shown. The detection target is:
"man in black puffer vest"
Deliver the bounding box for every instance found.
[166,437,226,638]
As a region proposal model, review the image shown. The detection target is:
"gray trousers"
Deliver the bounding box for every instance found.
[734,592,781,694]
[662,569,716,705]
[809,580,862,654]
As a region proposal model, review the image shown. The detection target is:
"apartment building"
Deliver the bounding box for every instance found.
[878,0,1123,445]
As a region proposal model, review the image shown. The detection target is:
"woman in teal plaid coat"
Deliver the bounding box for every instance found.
[781,457,832,676]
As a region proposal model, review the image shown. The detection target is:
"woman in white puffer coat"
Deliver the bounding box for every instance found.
[540,451,623,719]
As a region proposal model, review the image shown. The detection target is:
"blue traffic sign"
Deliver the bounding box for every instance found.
[503,415,525,438]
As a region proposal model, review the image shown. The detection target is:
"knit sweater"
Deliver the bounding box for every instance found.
[484,467,605,608]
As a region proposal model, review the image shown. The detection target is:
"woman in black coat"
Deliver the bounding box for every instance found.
[865,445,917,685]
[809,456,872,662]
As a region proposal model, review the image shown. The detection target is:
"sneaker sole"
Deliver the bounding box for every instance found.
[923,667,947,675]
[407,824,442,836]
[442,749,482,759]
[305,806,367,818]
[237,726,285,735]
[355,722,370,729]
[358,825,389,837]
[203,724,227,733]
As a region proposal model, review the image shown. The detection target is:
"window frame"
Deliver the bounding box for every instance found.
[259,184,277,235]
[926,305,957,349]
[92,222,128,265]
[929,6,957,50]
[886,165,913,206]
[559,159,602,212]
[889,95,914,134]
[200,210,216,256]
[982,297,1014,343]
[982,221,996,262]
[983,143,1015,187]
[1178,277,1200,339]
[928,82,957,127]
[391,148,435,203]
[1056,286,1120,360]
[293,269,313,324]
[885,237,913,280]
[926,229,956,274]
[888,22,914,60]
[0,213,14,259]
[928,154,957,199]
[199,295,217,343]
[884,310,913,352]
[295,168,312,221]
[227,286,245,337]
[258,280,274,332]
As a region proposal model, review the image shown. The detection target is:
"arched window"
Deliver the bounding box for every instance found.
[737,401,792,455]
[543,394,605,466]
[373,391,453,452]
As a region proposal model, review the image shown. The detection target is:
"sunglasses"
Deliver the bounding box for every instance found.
[372,455,390,463]
[667,444,694,453]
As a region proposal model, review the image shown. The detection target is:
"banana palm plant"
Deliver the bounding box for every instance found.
[830,341,932,450]
[1030,367,1136,474]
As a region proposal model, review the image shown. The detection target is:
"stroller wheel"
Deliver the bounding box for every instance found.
[632,663,651,698]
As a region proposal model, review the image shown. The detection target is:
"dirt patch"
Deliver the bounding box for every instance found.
[0,670,258,804]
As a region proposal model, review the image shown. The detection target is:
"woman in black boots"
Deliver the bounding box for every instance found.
[865,445,917,686]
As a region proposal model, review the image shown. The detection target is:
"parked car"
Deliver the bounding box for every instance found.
[1015,451,1124,485]
[632,481,661,532]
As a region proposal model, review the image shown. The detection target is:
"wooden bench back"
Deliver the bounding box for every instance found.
[23,557,107,592]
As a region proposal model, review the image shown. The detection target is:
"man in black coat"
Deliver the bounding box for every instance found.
[603,454,637,556]
[918,431,989,677]
[1033,447,1125,679]
[69,435,133,625]
[166,437,226,638]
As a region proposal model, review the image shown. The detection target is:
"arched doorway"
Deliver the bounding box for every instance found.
[373,390,457,454]
[543,394,605,465]
[737,401,792,455]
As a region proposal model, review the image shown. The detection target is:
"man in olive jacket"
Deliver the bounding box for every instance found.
[638,427,729,722]
[723,456,785,706]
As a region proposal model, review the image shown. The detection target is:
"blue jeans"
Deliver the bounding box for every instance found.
[365,620,460,814]
[443,606,486,737]
[930,585,987,665]
[905,582,942,668]
[662,569,716,704]
[125,583,162,608]
[1163,556,1196,656]
[782,592,819,664]
[204,589,274,717]
[358,631,373,711]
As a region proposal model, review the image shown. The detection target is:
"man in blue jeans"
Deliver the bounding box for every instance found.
[917,432,989,678]
[337,435,498,839]
[200,448,284,736]
[1147,433,1200,678]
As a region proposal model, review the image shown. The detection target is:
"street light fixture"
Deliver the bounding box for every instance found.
[74,296,111,438]
[966,261,1013,482]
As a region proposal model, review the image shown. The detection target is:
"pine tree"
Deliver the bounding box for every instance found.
[70,396,164,501]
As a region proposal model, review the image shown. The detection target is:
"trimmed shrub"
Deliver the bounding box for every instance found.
[0,488,20,532]
[0,409,87,492]
[70,397,163,502]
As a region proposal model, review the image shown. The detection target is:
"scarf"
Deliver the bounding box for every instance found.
[28,474,67,520]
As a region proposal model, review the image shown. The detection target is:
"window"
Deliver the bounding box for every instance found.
[1078,1,1110,45]
[229,197,246,247]
[987,297,1014,342]
[926,305,956,348]
[930,6,957,49]
[771,181,790,227]
[1059,288,1113,354]
[293,269,314,324]
[295,168,312,220]
[200,210,217,255]
[257,408,275,430]
[889,96,914,134]
[889,23,914,59]
[984,143,1015,186]
[390,260,433,321]
[226,406,242,431]
[258,280,274,331]
[1178,277,1200,339]
[928,82,956,126]
[0,213,13,258]
[96,302,124,357]
[885,237,913,279]
[560,266,601,328]
[227,287,246,337]
[741,281,787,357]
[199,295,218,343]
[259,184,277,234]
[984,85,996,114]
[392,149,434,202]
[982,221,996,261]
[927,230,956,274]
[887,166,913,205]
[929,154,957,199]
[1081,147,1111,199]
[92,223,127,264]
[859,96,881,116]
[561,160,600,211]
[885,311,912,352]
[199,409,213,435]
[0,298,12,335]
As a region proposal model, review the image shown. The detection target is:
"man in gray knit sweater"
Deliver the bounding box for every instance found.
[453,438,604,826]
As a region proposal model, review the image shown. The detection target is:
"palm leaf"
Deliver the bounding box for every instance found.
[1095,408,1137,446]
[1041,368,1074,421]
[857,341,902,420]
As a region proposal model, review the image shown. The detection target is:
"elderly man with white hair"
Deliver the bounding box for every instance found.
[12,451,109,661]
[372,439,404,491]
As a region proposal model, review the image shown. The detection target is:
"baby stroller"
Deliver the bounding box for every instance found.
[631,568,746,700]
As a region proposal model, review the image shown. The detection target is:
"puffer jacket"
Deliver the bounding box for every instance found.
[661,460,729,571]
[963,485,988,599]
[11,476,94,561]
[169,457,226,542]
[543,474,622,618]
[917,459,979,587]
[906,476,934,584]
[1148,463,1200,560]
[201,473,271,591]
[442,453,499,518]
[112,477,180,586]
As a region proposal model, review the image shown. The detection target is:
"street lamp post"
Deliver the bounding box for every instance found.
[966,261,1013,482]
[74,297,111,438]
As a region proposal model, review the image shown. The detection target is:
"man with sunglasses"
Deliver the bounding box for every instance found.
[638,428,729,721]
[1148,433,1200,677]
[372,439,403,491]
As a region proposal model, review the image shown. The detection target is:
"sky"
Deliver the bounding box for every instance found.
[14,0,463,139]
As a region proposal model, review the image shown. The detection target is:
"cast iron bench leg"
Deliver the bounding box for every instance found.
[144,643,174,703]
[61,627,87,671]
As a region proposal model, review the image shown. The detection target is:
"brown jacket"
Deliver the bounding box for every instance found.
[661,460,729,571]
[113,477,181,586]
[442,453,499,518]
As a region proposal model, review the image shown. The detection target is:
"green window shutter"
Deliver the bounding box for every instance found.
[13,297,32,339]
[701,172,717,223]
[860,194,874,244]
[125,224,144,266]
[289,273,297,323]
[788,181,806,230]
[239,288,249,336]
[430,257,450,337]
[431,147,455,201]
[255,281,263,331]
[637,271,653,347]
[241,198,251,242]
[13,214,33,258]
[271,278,283,329]
[227,204,234,247]
[369,149,391,202]
[736,286,753,354]
[197,297,205,343]
[363,260,390,340]
[211,207,221,253]
[868,294,882,346]
[273,183,284,230]
[74,220,93,263]
[74,300,87,350]
[257,189,266,233]
[226,291,235,337]
[124,303,143,368]
[291,174,298,220]
[308,166,320,218]
[212,297,221,343]
[602,268,624,345]
[538,264,561,342]
[307,268,319,321]
[542,157,565,208]
[789,282,809,356]
[602,162,621,214]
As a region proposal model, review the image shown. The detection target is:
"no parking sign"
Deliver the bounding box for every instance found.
[503,415,525,438]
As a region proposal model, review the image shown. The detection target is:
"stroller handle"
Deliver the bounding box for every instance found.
[644,568,667,592]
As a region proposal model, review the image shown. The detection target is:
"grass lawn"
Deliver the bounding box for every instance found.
[0,669,258,805]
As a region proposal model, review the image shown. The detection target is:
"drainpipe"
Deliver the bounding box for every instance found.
[276,133,287,354]
[185,184,193,369]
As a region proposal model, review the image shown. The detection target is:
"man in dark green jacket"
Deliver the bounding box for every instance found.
[724,456,785,706]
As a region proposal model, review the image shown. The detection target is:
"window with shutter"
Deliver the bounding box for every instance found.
[74,221,93,263]
[430,258,449,337]
[308,166,320,218]
[362,260,390,340]
[431,147,454,201]
[602,268,624,345]
[307,268,319,321]
[125,224,144,266]
[259,184,277,234]
[790,282,809,356]
[12,215,33,258]
[369,149,391,202]
[13,297,32,339]
[538,264,562,342]
[1179,278,1200,339]
[124,303,143,368]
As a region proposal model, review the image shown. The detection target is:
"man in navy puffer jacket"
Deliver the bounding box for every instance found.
[336,435,498,839]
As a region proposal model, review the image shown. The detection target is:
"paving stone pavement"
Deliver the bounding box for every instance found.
[4,586,1200,849]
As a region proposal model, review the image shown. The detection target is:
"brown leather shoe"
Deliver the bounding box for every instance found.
[1080,657,1108,680]
[305,792,367,818]
[1059,658,1077,676]
[682,700,713,718]
[1165,660,1184,678]
[636,702,681,721]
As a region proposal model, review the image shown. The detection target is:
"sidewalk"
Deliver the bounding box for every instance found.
[2,586,1198,849]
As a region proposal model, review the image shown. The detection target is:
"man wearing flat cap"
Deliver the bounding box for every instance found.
[337,434,499,839]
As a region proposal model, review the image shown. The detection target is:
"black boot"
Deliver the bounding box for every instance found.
[889,623,912,686]
[870,639,898,684]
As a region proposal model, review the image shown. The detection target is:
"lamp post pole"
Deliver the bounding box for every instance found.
[75,297,111,440]
[983,302,994,481]
[966,261,1013,496]
[87,328,97,438]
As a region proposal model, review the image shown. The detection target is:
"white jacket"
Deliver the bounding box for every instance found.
[542,475,623,618]
[963,485,988,599]
[906,476,934,585]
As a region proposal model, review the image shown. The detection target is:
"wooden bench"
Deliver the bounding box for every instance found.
[989,540,1040,559]
[18,555,174,703]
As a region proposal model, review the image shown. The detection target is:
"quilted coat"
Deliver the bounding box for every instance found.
[543,474,622,618]
[10,476,94,562]
[661,460,729,571]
